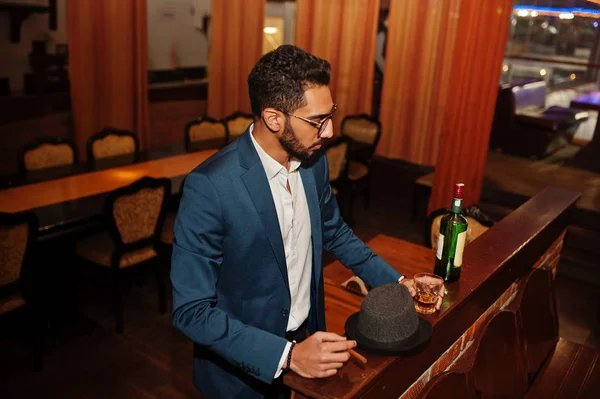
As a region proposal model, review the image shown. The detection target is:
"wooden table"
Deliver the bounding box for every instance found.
[286,187,580,399]
[0,149,216,236]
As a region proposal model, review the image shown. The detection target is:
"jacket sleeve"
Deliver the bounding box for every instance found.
[170,172,287,384]
[318,155,402,287]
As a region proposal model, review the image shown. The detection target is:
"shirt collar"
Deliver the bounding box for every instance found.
[250,124,301,180]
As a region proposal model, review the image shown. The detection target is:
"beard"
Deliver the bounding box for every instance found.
[278,118,323,162]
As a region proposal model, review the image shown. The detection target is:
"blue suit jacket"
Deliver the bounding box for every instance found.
[171,129,402,398]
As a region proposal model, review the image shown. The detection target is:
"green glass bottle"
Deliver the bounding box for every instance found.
[433,183,469,282]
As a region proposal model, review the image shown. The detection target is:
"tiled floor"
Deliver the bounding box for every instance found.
[0,154,598,399]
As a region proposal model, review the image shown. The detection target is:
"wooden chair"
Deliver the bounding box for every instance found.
[340,115,382,224]
[75,177,170,333]
[87,127,139,169]
[18,136,77,174]
[341,114,382,162]
[0,211,44,371]
[325,137,351,221]
[185,116,228,152]
[417,371,476,399]
[470,310,529,398]
[508,268,600,398]
[224,112,253,144]
[425,206,494,254]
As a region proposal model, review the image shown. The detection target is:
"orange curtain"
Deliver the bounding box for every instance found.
[67,0,150,157]
[428,0,513,212]
[296,0,380,133]
[376,0,461,164]
[207,0,266,119]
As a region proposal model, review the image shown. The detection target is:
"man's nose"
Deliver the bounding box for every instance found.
[321,121,334,139]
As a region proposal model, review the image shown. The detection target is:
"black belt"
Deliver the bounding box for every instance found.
[285,320,308,342]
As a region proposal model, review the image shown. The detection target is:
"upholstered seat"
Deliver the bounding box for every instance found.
[0,211,42,370]
[347,161,369,181]
[185,117,228,152]
[0,293,26,315]
[160,211,176,246]
[77,233,158,268]
[19,137,77,173]
[75,177,170,333]
[224,112,254,144]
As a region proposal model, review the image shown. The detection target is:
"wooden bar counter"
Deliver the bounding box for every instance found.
[285,186,580,399]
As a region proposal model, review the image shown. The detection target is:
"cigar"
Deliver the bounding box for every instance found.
[348,348,367,365]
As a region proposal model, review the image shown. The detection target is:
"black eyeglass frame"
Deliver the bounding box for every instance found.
[282,104,338,138]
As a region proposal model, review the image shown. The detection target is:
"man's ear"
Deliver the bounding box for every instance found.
[262,108,283,133]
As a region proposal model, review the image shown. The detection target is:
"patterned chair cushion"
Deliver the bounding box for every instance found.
[326,141,348,181]
[343,119,379,145]
[189,121,227,143]
[160,211,176,245]
[113,187,165,244]
[226,117,253,142]
[76,232,157,268]
[0,223,28,287]
[0,293,26,315]
[431,215,489,255]
[347,161,369,181]
[23,143,74,171]
[92,134,136,160]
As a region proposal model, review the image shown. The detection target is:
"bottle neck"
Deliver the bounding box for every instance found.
[450,197,463,214]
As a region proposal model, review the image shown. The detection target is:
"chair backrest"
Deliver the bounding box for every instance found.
[105,177,170,252]
[417,371,475,399]
[512,80,547,111]
[507,267,559,381]
[0,212,37,296]
[224,112,253,144]
[185,116,228,152]
[19,137,77,173]
[326,138,349,183]
[426,206,493,253]
[87,127,139,164]
[341,114,382,147]
[471,311,529,398]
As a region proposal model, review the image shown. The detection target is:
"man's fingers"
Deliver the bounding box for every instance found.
[321,340,356,353]
[314,331,347,342]
[436,296,443,310]
[321,352,351,363]
[320,362,344,371]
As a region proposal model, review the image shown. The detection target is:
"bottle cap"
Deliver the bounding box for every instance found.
[453,183,465,199]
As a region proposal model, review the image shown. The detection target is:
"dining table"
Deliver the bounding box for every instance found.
[0,148,217,239]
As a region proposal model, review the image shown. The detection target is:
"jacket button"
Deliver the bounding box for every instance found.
[281,309,288,317]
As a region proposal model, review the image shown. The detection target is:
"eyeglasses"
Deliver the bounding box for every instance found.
[283,104,337,138]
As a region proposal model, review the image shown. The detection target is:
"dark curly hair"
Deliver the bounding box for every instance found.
[248,45,331,117]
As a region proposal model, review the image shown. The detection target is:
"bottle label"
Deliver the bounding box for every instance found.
[454,231,467,266]
[436,234,444,260]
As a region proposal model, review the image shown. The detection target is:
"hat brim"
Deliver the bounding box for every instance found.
[344,312,432,356]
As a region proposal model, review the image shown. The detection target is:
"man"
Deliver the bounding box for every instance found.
[171,45,442,399]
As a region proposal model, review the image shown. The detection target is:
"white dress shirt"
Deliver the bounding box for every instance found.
[250,127,312,377]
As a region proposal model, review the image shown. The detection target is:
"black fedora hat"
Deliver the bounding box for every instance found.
[345,283,432,355]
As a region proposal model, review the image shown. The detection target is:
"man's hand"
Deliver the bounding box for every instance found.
[290,332,356,378]
[400,278,445,310]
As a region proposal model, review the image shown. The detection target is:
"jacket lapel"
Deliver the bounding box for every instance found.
[238,130,289,291]
[300,166,323,285]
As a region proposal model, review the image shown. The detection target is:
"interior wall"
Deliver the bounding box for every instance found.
[0,0,67,94]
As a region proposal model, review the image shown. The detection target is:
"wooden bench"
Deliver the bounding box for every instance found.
[417,267,600,398]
